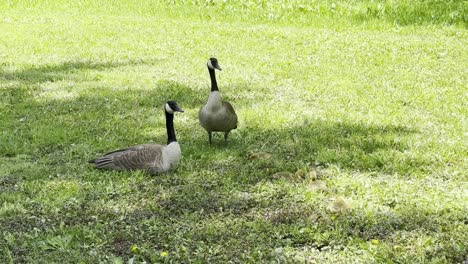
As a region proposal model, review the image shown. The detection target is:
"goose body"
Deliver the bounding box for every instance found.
[89,101,184,174]
[199,91,237,132]
[199,58,238,144]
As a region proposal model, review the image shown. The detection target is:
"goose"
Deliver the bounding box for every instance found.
[89,101,184,174]
[199,58,238,144]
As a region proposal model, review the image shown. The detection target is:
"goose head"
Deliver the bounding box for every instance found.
[207,58,222,71]
[165,100,184,114]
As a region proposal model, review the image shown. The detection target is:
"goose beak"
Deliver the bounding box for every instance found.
[215,65,222,71]
[173,105,184,112]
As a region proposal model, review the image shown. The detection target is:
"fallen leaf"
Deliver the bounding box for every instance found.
[307,213,320,222]
[308,170,317,180]
[294,169,306,179]
[248,151,272,160]
[328,196,351,212]
[308,180,328,192]
[272,171,293,179]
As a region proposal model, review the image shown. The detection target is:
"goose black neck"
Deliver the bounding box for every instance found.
[208,67,218,92]
[165,111,177,144]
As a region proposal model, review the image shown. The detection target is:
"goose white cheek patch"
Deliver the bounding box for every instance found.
[207,60,215,70]
[165,103,174,114]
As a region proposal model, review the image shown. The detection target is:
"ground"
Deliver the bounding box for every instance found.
[0,0,467,263]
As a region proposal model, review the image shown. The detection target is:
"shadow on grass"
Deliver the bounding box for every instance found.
[0,59,150,84]
[241,121,421,174]
[2,187,464,263]
[1,66,453,262]
[154,120,426,216]
[0,78,203,157]
[1,71,427,184]
[1,59,422,175]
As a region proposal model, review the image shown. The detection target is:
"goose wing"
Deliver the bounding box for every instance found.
[90,144,163,171]
[222,101,238,129]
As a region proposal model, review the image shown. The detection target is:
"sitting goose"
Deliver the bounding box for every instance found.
[199,58,238,144]
[89,101,184,174]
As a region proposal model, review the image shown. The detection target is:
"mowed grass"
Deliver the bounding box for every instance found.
[1,1,467,263]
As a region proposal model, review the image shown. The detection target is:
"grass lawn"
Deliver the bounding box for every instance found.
[1,0,467,263]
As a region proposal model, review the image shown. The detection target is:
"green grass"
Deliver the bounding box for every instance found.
[1,0,466,27]
[1,0,467,263]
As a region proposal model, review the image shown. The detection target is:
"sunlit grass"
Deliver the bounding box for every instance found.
[1,0,465,27]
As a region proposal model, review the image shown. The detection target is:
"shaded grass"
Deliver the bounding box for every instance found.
[1,168,465,262]
[0,79,438,176]
[1,79,466,262]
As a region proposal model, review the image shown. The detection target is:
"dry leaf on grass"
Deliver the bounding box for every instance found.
[271,171,293,179]
[308,180,328,192]
[328,196,351,213]
[248,151,272,160]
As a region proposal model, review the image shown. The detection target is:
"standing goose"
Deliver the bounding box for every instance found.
[199,58,238,144]
[89,101,184,174]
